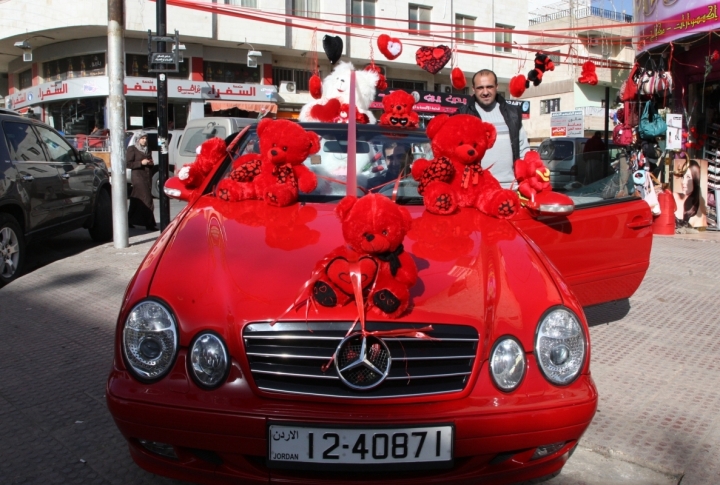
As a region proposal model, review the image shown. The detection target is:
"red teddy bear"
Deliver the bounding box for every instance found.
[411,114,519,217]
[379,90,419,128]
[177,137,227,189]
[312,194,418,319]
[578,60,598,85]
[514,150,551,201]
[216,118,320,206]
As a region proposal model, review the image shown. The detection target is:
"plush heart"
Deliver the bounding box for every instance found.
[309,98,342,122]
[323,35,344,64]
[378,34,403,60]
[415,45,451,74]
[451,67,466,90]
[325,256,378,296]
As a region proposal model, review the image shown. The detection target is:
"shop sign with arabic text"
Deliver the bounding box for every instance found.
[636,1,720,52]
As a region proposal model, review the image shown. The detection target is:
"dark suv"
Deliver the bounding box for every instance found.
[0,110,112,284]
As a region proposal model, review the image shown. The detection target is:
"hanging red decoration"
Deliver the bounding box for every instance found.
[578,60,598,85]
[451,67,466,90]
[365,64,387,91]
[526,52,555,88]
[509,75,527,98]
[377,34,403,60]
[416,45,452,74]
[309,74,322,99]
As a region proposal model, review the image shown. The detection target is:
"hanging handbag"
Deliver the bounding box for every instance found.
[621,62,640,102]
[638,101,667,140]
[613,123,634,146]
[653,57,673,100]
[624,100,640,127]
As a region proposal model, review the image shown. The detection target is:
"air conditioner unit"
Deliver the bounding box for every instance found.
[439,84,453,94]
[588,37,599,47]
[279,81,296,94]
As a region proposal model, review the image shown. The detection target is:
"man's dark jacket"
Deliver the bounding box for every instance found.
[456,94,523,162]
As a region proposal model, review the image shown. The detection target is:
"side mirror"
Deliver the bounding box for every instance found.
[525,191,575,218]
[163,176,194,202]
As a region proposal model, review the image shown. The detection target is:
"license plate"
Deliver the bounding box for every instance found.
[268,423,453,469]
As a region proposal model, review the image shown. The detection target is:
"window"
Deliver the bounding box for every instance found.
[18,69,32,90]
[127,54,189,79]
[292,0,319,18]
[273,68,315,92]
[455,14,475,42]
[226,0,257,6]
[43,54,106,82]
[541,98,561,114]
[409,5,431,34]
[351,0,375,27]
[547,51,561,65]
[495,24,513,52]
[35,126,76,163]
[2,122,45,161]
[386,79,425,91]
[203,61,259,83]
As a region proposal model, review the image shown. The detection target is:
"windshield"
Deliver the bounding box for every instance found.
[222,125,431,203]
[181,126,227,156]
[539,140,574,161]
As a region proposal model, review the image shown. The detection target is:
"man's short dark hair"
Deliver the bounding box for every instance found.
[471,69,498,88]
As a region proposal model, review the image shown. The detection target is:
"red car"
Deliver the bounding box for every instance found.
[107,123,653,484]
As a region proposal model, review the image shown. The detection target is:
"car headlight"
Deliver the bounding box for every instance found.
[189,332,229,389]
[535,307,586,385]
[490,337,526,391]
[123,300,178,382]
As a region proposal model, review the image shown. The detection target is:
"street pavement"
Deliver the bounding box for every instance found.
[1,214,719,484]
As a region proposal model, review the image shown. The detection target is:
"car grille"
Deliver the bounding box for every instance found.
[242,321,479,399]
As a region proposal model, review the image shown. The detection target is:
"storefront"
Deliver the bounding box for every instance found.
[634,0,720,230]
[5,76,278,133]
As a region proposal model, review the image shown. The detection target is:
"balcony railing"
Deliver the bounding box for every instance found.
[529,6,632,26]
[65,135,110,151]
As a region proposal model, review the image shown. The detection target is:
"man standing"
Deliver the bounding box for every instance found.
[582,131,607,184]
[457,69,531,188]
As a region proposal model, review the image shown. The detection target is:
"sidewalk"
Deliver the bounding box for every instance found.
[1,229,719,484]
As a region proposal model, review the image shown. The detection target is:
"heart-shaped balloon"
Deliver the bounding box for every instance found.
[415,45,452,74]
[325,256,378,297]
[377,34,403,60]
[323,35,344,64]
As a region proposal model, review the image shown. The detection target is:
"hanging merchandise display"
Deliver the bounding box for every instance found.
[415,45,451,75]
[578,61,598,85]
[639,101,668,140]
[450,47,466,90]
[322,35,343,65]
[377,34,402,61]
[525,52,555,88]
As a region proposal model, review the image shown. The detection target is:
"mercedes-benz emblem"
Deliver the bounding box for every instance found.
[335,333,391,391]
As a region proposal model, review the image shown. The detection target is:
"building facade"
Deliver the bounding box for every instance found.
[0,0,528,133]
[521,0,635,143]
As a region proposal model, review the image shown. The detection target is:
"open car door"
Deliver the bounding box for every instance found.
[511,177,653,307]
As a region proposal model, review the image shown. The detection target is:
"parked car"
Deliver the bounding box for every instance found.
[125,128,183,198]
[107,122,652,484]
[173,117,256,176]
[537,137,621,191]
[0,111,112,285]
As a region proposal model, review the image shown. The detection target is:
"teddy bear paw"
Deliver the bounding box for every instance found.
[313,281,337,307]
[373,289,400,314]
[497,199,517,218]
[432,193,456,214]
[178,166,190,180]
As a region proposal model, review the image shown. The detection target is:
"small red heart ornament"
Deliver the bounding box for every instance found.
[325,256,378,296]
[378,34,403,60]
[309,98,342,122]
[415,45,451,74]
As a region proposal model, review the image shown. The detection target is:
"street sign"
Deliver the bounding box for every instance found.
[151,52,177,64]
[551,110,584,137]
[147,30,181,73]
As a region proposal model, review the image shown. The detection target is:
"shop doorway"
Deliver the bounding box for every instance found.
[126,101,189,130]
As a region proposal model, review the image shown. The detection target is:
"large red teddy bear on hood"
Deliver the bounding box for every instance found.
[312,194,418,319]
[411,114,519,217]
[216,118,320,206]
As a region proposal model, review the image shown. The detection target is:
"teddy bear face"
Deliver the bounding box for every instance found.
[257,119,320,166]
[322,61,378,110]
[428,115,497,167]
[336,195,412,255]
[383,90,415,116]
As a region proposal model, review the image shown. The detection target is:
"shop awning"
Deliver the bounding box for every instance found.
[209,101,277,113]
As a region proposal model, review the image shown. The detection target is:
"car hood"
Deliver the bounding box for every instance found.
[149,198,563,353]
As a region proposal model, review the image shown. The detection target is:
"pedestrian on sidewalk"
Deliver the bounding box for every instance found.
[582,131,607,184]
[126,132,158,231]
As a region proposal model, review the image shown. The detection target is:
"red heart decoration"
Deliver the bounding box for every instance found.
[378,34,403,60]
[309,98,342,122]
[325,256,378,297]
[415,45,451,74]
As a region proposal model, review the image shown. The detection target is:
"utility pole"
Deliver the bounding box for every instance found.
[108,0,128,248]
[156,0,170,230]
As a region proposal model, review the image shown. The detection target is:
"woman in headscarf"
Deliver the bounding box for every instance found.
[126,132,157,230]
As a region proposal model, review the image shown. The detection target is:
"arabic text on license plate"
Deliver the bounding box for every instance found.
[268,424,453,465]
